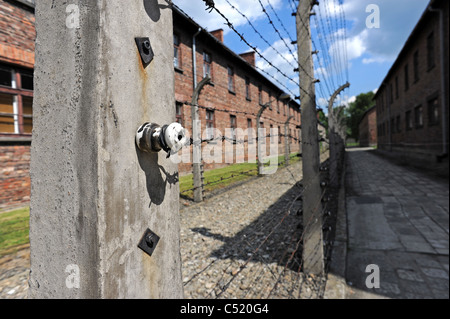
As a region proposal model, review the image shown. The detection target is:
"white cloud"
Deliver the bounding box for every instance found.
[315,67,328,78]
[317,97,328,108]
[329,0,429,64]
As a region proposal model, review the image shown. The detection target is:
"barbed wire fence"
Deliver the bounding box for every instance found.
[173,0,349,299]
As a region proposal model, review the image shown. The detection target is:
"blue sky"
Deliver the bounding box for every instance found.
[173,0,430,112]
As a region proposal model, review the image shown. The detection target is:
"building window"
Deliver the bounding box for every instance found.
[396,115,401,133]
[276,99,280,114]
[227,66,235,93]
[173,34,181,68]
[258,85,263,105]
[247,118,253,144]
[278,126,282,144]
[428,95,439,126]
[415,105,423,129]
[175,102,183,125]
[405,110,413,131]
[283,102,286,116]
[230,115,237,142]
[427,32,435,70]
[203,51,212,79]
[0,64,33,135]
[404,64,409,91]
[289,129,292,144]
[270,124,275,144]
[206,109,214,139]
[413,50,419,82]
[245,77,251,101]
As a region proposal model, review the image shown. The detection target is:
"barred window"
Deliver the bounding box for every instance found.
[227,66,235,93]
[206,109,214,139]
[0,64,33,135]
[203,52,212,79]
[415,105,423,128]
[173,34,181,68]
[428,96,439,126]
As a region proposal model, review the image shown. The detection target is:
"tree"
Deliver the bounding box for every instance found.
[344,91,376,141]
[318,109,328,136]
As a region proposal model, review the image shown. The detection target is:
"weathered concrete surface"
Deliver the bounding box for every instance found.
[29,0,183,298]
[342,148,449,299]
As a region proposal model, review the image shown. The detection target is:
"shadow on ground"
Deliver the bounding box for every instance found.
[190,161,338,274]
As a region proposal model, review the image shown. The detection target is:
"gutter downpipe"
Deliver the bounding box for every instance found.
[192,28,202,91]
[429,5,448,157]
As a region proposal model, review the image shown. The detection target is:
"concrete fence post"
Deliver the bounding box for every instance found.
[256,102,270,176]
[328,83,350,187]
[296,0,324,276]
[29,0,183,298]
[191,76,211,203]
[284,116,294,166]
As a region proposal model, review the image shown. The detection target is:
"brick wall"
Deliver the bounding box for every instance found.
[0,0,35,209]
[0,0,35,68]
[376,0,449,163]
[0,4,304,210]
[359,107,377,147]
[173,14,302,175]
[0,144,31,210]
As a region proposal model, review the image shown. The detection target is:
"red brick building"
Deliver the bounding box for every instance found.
[375,0,449,173]
[173,7,301,174]
[358,106,377,147]
[0,0,35,210]
[0,2,302,209]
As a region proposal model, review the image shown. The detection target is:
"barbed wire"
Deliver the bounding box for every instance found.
[181,150,340,300]
[255,0,300,67]
[223,0,297,70]
[200,0,318,100]
[176,0,346,299]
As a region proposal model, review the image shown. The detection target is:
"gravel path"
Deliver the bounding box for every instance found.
[0,249,29,299]
[0,152,331,299]
[180,152,331,299]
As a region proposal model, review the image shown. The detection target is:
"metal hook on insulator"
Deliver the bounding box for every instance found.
[136,122,188,158]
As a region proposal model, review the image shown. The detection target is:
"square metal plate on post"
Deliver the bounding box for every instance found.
[135,37,154,67]
[138,228,160,257]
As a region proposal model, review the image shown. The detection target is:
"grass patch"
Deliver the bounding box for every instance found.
[180,152,301,199]
[346,142,360,147]
[0,207,30,257]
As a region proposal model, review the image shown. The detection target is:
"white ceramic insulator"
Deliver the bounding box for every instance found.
[164,122,187,154]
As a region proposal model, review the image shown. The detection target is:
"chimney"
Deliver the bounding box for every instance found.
[239,51,256,67]
[210,29,224,42]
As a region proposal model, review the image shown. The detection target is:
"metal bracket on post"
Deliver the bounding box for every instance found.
[138,228,160,257]
[135,37,154,67]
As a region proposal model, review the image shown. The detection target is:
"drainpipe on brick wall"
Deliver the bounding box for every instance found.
[192,28,202,90]
[429,5,448,157]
